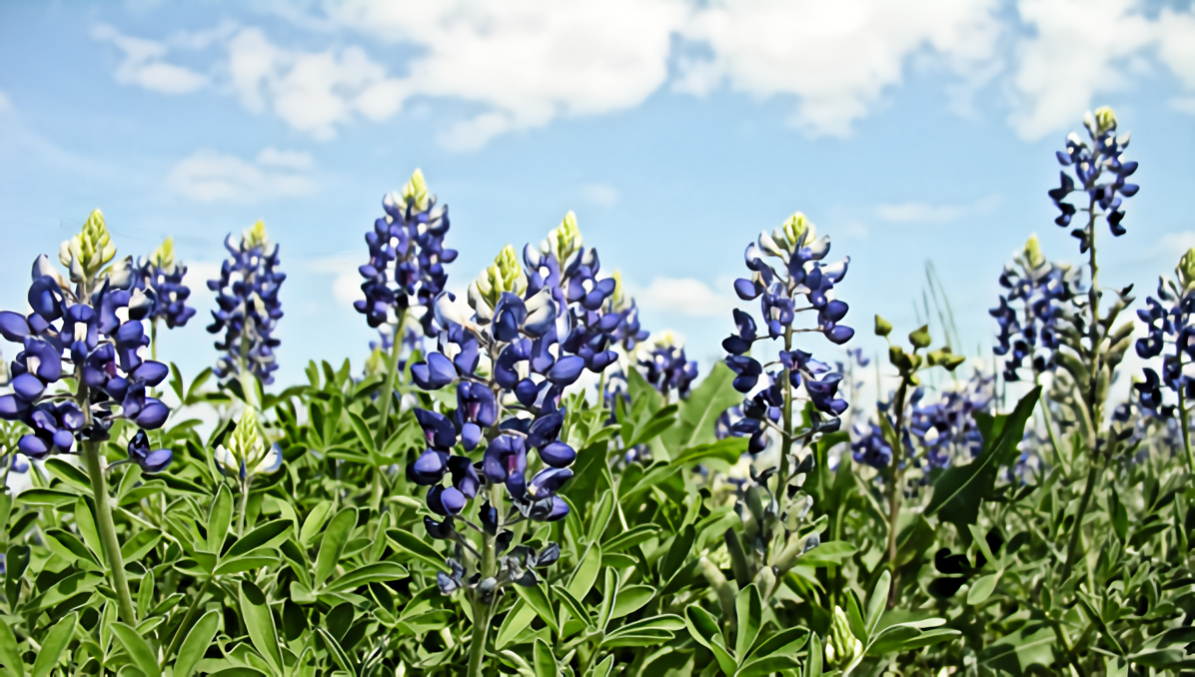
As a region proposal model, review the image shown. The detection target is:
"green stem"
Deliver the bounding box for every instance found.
[82,439,137,625]
[150,319,158,364]
[1061,454,1105,581]
[1179,381,1195,476]
[164,576,213,662]
[467,485,500,677]
[375,308,408,448]
[886,378,910,607]
[237,477,251,535]
[780,326,794,483]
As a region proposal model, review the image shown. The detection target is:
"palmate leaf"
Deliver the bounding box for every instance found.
[926,387,1040,529]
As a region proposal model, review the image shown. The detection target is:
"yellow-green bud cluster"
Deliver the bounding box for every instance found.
[1177,247,1195,292]
[824,606,862,669]
[472,245,527,311]
[544,211,583,264]
[59,209,117,284]
[150,237,177,273]
[400,168,431,213]
[243,220,270,251]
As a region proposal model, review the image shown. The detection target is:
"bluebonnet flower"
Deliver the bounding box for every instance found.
[990,235,1079,382]
[639,332,699,400]
[408,213,624,597]
[604,270,650,352]
[1135,248,1195,398]
[355,169,457,348]
[207,221,285,386]
[0,210,171,472]
[852,371,993,472]
[1048,106,1139,252]
[137,237,197,331]
[214,408,283,481]
[906,371,994,469]
[721,213,853,458]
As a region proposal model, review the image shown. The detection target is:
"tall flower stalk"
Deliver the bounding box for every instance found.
[354,169,456,446]
[0,210,175,624]
[207,220,286,407]
[1046,107,1139,579]
[136,236,197,362]
[1134,247,1195,475]
[406,213,624,676]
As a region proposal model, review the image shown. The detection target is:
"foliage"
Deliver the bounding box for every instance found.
[0,113,1193,677]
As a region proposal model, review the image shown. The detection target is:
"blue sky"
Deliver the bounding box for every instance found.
[1,0,1194,391]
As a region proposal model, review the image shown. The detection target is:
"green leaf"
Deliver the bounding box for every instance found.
[316,628,353,674]
[737,656,804,676]
[385,528,445,570]
[73,498,104,567]
[176,610,220,677]
[628,404,679,448]
[670,437,749,467]
[207,485,233,554]
[299,500,332,548]
[805,634,823,677]
[31,612,76,677]
[112,622,161,677]
[348,411,376,455]
[533,638,558,677]
[662,362,744,455]
[213,550,279,576]
[684,605,736,674]
[44,528,100,567]
[588,655,615,677]
[43,458,90,492]
[18,488,78,508]
[603,524,661,553]
[0,615,25,676]
[735,583,762,659]
[315,508,356,587]
[239,581,282,674]
[552,584,590,628]
[926,387,1040,528]
[799,541,857,567]
[495,601,537,650]
[611,585,655,620]
[980,625,1055,674]
[568,544,602,601]
[515,582,560,633]
[324,562,409,593]
[866,571,890,636]
[226,520,293,560]
[966,572,1001,606]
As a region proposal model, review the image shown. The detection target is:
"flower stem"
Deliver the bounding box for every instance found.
[1179,377,1195,476]
[467,485,500,677]
[237,477,251,535]
[886,378,910,608]
[81,438,137,625]
[780,326,794,483]
[375,308,408,448]
[163,577,212,661]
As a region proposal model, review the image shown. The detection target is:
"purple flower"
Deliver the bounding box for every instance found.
[207,222,285,386]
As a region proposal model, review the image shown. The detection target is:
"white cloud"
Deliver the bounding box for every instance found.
[632,277,738,317]
[97,0,1195,146]
[0,90,11,113]
[327,0,688,148]
[580,183,620,208]
[257,147,314,170]
[167,148,315,203]
[876,194,1000,224]
[1009,0,1195,140]
[307,254,365,307]
[677,0,1002,136]
[227,27,404,140]
[92,24,209,95]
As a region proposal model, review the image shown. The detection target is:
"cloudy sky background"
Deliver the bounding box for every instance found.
[1,0,1194,392]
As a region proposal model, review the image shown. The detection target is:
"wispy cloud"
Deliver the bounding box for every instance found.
[93,0,1195,146]
[632,277,738,317]
[92,24,209,95]
[876,194,1000,224]
[306,254,364,307]
[167,148,315,203]
[580,183,620,208]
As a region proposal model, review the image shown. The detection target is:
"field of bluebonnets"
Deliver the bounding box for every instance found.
[0,105,1192,676]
